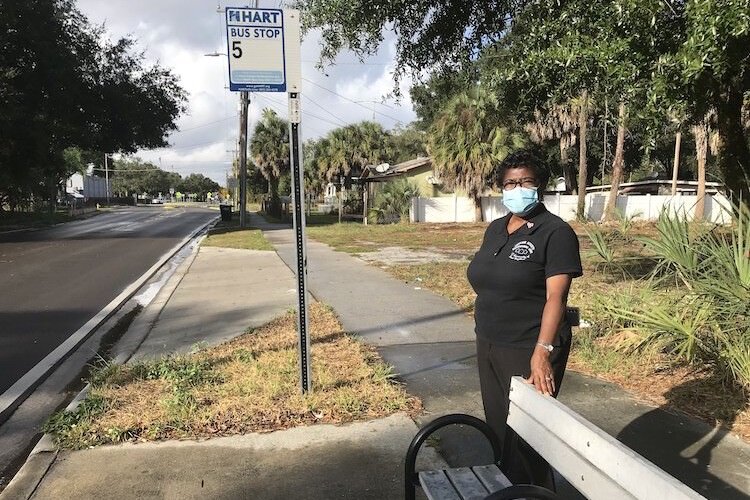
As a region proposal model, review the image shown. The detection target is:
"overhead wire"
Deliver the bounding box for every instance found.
[301,77,404,123]
[178,114,239,132]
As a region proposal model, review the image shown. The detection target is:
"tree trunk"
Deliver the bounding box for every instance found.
[671,131,682,196]
[602,102,627,222]
[692,121,708,221]
[560,140,576,194]
[474,196,483,223]
[716,87,750,203]
[576,90,589,220]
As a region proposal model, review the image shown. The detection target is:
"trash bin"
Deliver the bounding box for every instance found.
[219,204,232,221]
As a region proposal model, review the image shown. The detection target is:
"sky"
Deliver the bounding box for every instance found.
[76,0,417,186]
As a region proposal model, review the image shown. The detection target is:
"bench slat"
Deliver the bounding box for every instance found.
[472,465,513,492]
[419,470,462,500]
[508,377,705,499]
[445,467,490,500]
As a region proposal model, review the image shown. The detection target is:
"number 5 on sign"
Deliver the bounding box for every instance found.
[232,41,242,58]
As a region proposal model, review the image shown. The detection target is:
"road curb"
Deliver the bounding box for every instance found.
[0,215,218,425]
[0,223,214,500]
[0,436,57,500]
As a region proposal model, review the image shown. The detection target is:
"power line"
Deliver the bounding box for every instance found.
[302,94,347,126]
[254,93,344,129]
[154,138,233,152]
[251,94,330,137]
[178,114,239,132]
[301,77,404,123]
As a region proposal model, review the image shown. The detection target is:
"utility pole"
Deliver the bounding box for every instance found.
[104,153,110,205]
[238,91,249,228]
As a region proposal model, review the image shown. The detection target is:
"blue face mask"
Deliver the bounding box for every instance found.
[502,187,539,215]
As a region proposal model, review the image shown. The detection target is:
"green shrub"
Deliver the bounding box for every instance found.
[369,179,420,224]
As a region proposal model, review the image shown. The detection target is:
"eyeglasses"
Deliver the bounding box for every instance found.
[502,177,539,190]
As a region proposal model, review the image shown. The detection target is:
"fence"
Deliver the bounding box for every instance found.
[410,193,733,224]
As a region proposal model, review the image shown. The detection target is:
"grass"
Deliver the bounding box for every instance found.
[0,209,89,231]
[202,220,273,251]
[44,303,421,449]
[304,217,750,441]
[307,222,487,255]
[390,262,476,312]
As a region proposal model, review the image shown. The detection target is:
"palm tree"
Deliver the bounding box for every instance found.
[317,122,391,182]
[525,103,578,193]
[691,111,720,221]
[249,108,289,215]
[428,87,527,222]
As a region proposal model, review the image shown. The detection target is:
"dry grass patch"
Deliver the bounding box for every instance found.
[45,304,420,449]
[390,262,476,312]
[307,222,486,255]
[202,224,273,251]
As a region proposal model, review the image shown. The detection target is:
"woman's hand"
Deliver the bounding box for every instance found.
[525,347,555,396]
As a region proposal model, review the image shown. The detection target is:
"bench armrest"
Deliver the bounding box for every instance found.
[405,413,503,500]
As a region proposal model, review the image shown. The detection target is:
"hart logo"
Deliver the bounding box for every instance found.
[509,241,535,261]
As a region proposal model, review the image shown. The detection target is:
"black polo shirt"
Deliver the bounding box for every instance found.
[466,204,582,347]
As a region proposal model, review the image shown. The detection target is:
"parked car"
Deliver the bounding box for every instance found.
[150,197,164,204]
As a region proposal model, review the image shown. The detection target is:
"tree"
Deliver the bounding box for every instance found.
[489,0,682,221]
[250,109,290,214]
[295,0,513,89]
[0,0,186,210]
[428,88,527,221]
[316,122,391,183]
[655,0,750,202]
[389,125,428,164]
[178,174,220,200]
[410,68,479,129]
[525,104,579,193]
[111,157,181,197]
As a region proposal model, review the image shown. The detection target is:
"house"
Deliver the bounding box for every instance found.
[360,156,459,198]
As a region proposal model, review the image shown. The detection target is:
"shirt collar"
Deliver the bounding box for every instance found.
[500,203,550,236]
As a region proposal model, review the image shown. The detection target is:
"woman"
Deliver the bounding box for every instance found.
[466,150,582,489]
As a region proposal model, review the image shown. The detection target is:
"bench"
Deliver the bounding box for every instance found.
[405,376,706,500]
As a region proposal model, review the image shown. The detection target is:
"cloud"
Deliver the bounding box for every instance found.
[76,1,418,185]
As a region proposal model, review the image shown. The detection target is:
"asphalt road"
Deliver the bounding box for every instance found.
[0,207,217,395]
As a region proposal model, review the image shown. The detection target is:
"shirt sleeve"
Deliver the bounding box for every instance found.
[545,225,583,278]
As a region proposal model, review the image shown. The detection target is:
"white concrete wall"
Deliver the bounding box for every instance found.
[410,195,477,223]
[410,193,733,223]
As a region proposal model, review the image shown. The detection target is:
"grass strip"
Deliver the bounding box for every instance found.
[202,225,273,251]
[45,303,421,449]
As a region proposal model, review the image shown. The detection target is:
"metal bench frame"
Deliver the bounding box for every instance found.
[405,377,706,500]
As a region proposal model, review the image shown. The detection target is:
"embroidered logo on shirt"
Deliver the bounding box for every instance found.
[509,241,536,261]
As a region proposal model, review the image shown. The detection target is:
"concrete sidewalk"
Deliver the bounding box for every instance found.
[251,214,750,500]
[4,217,749,499]
[1,237,442,500]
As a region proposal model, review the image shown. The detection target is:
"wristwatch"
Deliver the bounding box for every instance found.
[536,341,554,352]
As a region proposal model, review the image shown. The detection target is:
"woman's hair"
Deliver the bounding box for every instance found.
[493,150,551,194]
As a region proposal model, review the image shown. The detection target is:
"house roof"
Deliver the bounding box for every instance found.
[361,156,432,182]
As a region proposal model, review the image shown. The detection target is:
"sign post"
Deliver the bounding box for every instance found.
[225,7,310,392]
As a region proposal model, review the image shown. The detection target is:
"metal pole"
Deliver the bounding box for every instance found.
[239,91,249,228]
[288,92,311,393]
[104,153,110,205]
[338,178,343,224]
